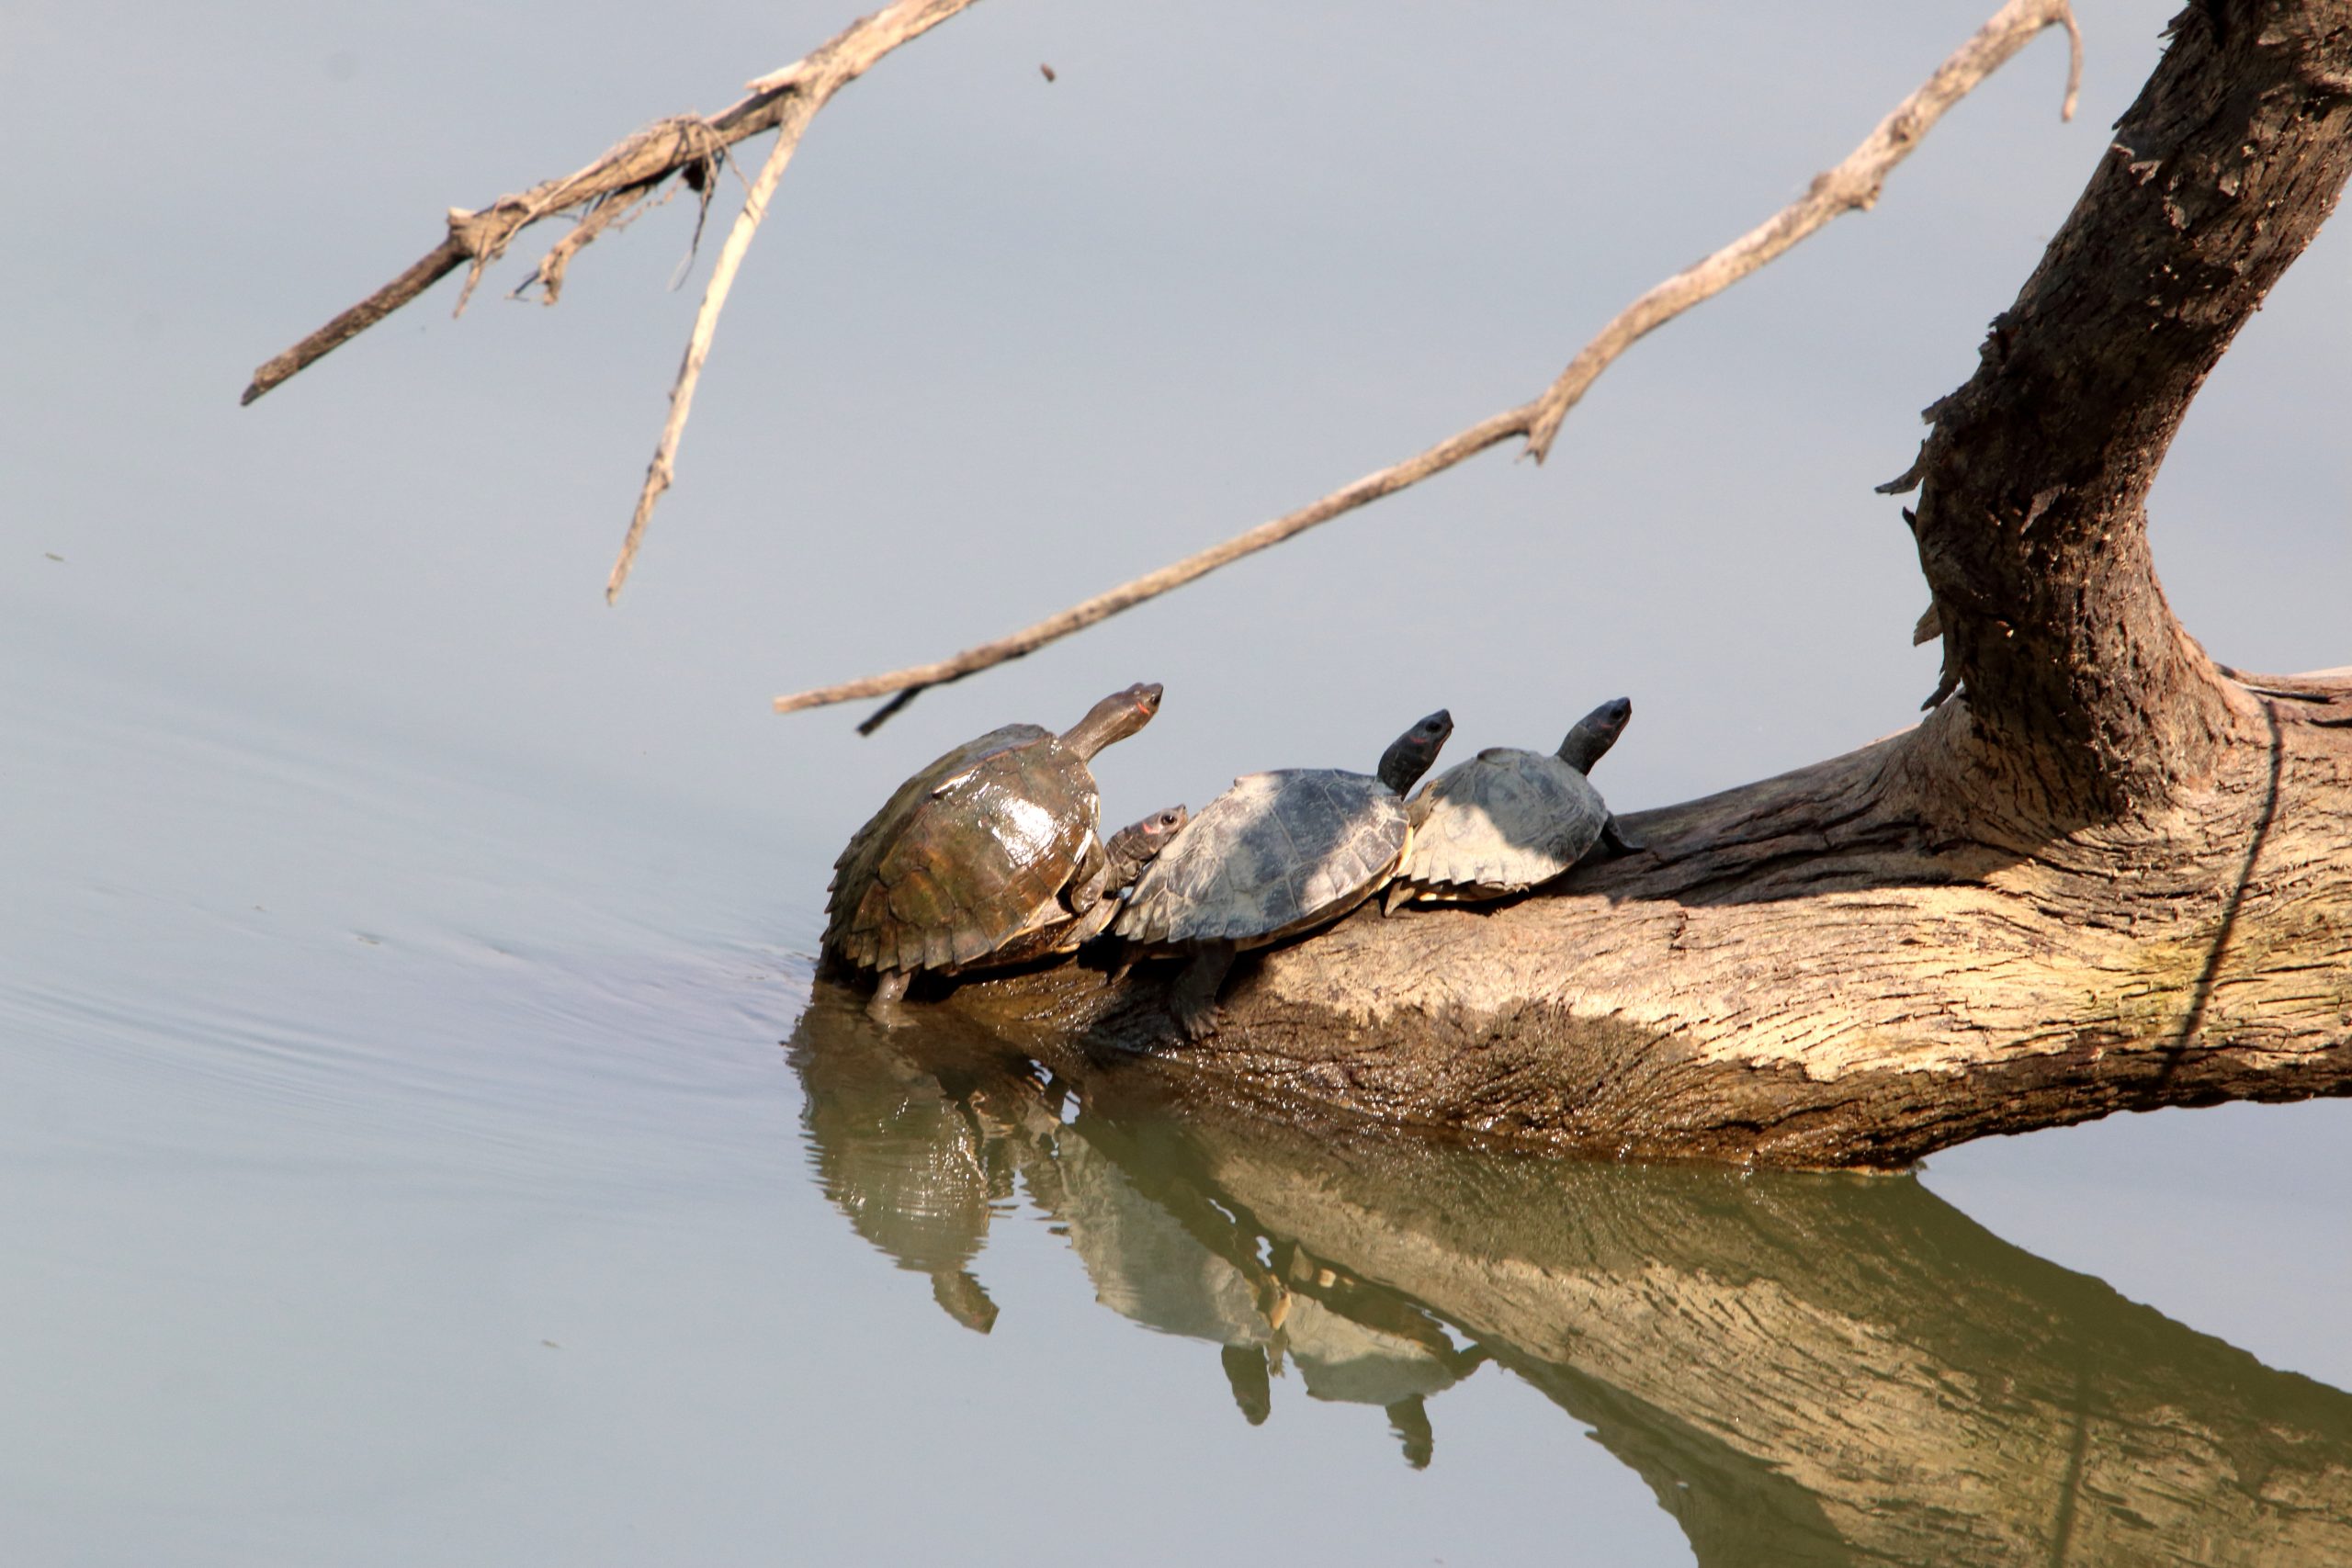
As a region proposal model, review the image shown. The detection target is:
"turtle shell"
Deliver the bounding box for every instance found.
[1115,770,1409,949]
[829,724,1048,900]
[824,726,1102,976]
[1391,747,1607,903]
[979,803,1187,967]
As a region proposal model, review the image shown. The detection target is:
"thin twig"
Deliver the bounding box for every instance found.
[777,0,2083,726]
[609,100,820,604]
[1522,0,2081,459]
[610,0,986,601]
[239,2,984,408]
[241,236,469,406]
[777,408,1534,716]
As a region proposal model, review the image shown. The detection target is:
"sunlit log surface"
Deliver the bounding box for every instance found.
[958,679,2352,1166]
[791,992,2352,1566]
[940,1,2352,1165]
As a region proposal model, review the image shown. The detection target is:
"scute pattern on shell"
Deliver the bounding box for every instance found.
[1117,770,1409,947]
[825,728,1099,976]
[829,724,1047,897]
[1396,747,1607,897]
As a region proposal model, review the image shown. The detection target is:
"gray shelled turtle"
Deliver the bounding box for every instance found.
[824,682,1168,1021]
[1115,709,1453,1040]
[1384,696,1639,914]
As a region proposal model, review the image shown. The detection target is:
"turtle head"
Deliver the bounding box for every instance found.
[1556,696,1633,774]
[1103,803,1189,888]
[1376,709,1453,795]
[1064,682,1165,760]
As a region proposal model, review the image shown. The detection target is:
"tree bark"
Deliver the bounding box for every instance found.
[1906,0,2352,816]
[940,0,2352,1167]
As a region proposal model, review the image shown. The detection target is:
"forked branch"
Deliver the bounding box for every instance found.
[240,0,987,602]
[607,0,986,602]
[243,2,981,409]
[776,0,2082,727]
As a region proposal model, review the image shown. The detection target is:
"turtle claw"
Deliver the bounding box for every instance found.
[1169,944,1237,1042]
[1175,998,1222,1042]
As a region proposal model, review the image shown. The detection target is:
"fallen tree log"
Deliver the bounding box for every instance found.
[947,0,2352,1166]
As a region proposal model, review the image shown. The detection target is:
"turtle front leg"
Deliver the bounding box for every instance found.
[866,968,913,1027]
[1599,815,1645,856]
[1069,897,1125,947]
[1062,836,1109,915]
[1170,942,1237,1042]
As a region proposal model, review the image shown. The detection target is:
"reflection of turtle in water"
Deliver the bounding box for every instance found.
[787,987,1484,1464]
[1384,695,1640,913]
[1114,710,1453,1039]
[786,987,1051,1333]
[823,682,1168,1022]
[1039,1111,1480,1464]
[787,987,2352,1539]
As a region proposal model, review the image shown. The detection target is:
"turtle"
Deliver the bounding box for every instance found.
[1102,806,1192,894]
[823,682,1166,1022]
[1114,709,1454,1040]
[1381,695,1640,914]
[981,802,1190,966]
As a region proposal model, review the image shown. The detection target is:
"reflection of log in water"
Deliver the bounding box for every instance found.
[787,990,2352,1565]
[1170,1121,2352,1567]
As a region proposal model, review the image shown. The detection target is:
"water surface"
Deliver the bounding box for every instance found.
[8,4,2348,1559]
[8,622,2349,1567]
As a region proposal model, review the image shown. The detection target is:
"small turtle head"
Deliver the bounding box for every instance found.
[1377,709,1453,795]
[1141,804,1187,837]
[1065,682,1165,760]
[1103,803,1189,887]
[1557,696,1633,774]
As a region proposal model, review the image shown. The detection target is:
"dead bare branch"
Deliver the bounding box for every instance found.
[1523,0,2081,460]
[239,1,984,411]
[607,96,824,605]
[777,408,1535,718]
[777,0,2082,727]
[609,0,988,602]
[514,121,728,308]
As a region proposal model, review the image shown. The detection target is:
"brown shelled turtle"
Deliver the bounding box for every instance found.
[824,682,1168,1021]
[1114,709,1453,1041]
[1383,696,1638,913]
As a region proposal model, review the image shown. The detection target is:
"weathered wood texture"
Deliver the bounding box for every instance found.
[946,1,2352,1166]
[1904,0,2352,814]
[972,682,2352,1166]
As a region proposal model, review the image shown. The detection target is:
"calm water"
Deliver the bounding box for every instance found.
[12,1,2348,1560]
[7,614,2349,1568]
